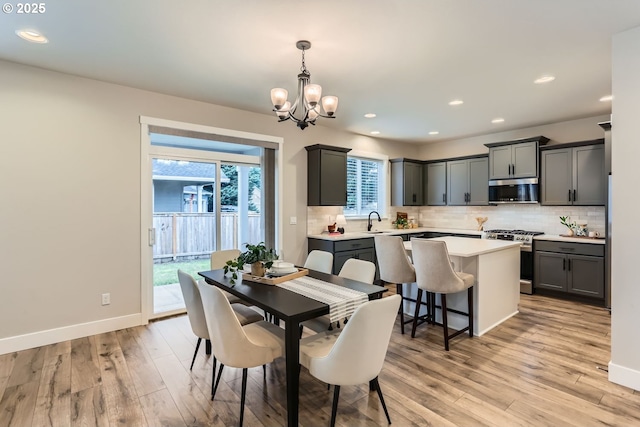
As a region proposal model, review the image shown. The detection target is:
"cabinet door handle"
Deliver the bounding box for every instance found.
[567,259,571,271]
[573,189,576,203]
[559,247,575,251]
[413,194,416,203]
[443,193,446,203]
[563,258,566,270]
[568,190,572,202]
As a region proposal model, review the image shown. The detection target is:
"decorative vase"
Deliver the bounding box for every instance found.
[565,228,574,237]
[251,262,266,277]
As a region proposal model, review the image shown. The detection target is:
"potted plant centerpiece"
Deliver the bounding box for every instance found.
[223,242,278,284]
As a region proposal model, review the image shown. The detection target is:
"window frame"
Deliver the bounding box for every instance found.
[344,150,389,219]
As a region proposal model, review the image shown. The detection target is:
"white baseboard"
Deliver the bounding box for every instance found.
[609,360,640,391]
[0,314,146,355]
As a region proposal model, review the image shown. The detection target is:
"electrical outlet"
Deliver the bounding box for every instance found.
[101,293,111,306]
[290,216,297,225]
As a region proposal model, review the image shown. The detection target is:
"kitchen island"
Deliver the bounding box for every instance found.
[404,236,522,336]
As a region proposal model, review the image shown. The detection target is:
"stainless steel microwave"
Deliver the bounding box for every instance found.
[488,178,539,204]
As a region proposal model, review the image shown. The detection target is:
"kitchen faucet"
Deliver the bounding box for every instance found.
[367,211,381,231]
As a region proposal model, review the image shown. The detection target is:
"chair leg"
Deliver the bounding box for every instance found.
[372,377,392,424]
[211,363,225,401]
[239,368,248,427]
[330,385,341,427]
[468,286,474,338]
[211,356,217,397]
[411,289,423,338]
[441,294,450,351]
[396,283,405,334]
[190,338,201,370]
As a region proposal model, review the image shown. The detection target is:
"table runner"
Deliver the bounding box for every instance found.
[276,276,368,323]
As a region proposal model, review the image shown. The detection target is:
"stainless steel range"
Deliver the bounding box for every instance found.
[483,229,545,294]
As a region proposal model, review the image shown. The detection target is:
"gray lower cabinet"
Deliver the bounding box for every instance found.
[540,142,605,206]
[534,240,604,300]
[447,157,488,205]
[425,161,447,206]
[308,237,376,276]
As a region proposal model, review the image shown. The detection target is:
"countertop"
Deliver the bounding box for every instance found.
[404,236,522,257]
[534,234,606,245]
[307,227,606,245]
[307,227,483,241]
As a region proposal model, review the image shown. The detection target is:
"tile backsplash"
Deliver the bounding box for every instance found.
[308,205,605,236]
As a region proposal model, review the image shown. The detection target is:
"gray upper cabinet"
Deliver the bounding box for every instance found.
[306,144,351,206]
[541,141,605,206]
[447,157,488,205]
[486,136,549,180]
[391,159,424,206]
[425,161,447,206]
[468,157,489,205]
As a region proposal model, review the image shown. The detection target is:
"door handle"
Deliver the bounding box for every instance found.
[512,164,515,175]
[568,190,572,202]
[148,228,156,246]
[443,193,446,203]
[562,258,566,270]
[573,189,576,203]
[413,194,416,203]
[567,259,571,271]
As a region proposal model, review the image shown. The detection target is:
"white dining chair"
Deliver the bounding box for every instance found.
[299,294,401,427]
[177,270,262,371]
[374,235,418,334]
[301,258,377,334]
[197,281,285,427]
[410,239,474,350]
[304,250,334,274]
[210,249,249,305]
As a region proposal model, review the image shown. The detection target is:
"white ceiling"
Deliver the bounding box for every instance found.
[2,0,639,143]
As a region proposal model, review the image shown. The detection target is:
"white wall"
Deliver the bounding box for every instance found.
[0,59,418,352]
[608,26,640,390]
[419,115,610,160]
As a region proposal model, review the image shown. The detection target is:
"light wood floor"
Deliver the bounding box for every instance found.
[1,293,639,427]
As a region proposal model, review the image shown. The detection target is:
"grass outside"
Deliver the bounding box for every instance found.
[154,259,210,286]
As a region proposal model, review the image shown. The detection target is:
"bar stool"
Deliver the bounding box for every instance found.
[374,235,420,334]
[410,238,474,350]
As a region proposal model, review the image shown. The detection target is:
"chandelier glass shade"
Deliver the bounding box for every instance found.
[270,40,338,130]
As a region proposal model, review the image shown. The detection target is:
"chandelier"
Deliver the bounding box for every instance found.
[270,40,339,130]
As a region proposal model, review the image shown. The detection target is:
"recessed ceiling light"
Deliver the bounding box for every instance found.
[534,75,555,84]
[429,131,439,135]
[599,95,613,102]
[370,131,380,135]
[364,113,377,118]
[449,99,464,106]
[491,118,505,124]
[15,29,48,44]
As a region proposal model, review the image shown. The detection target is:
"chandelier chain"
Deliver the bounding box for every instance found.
[300,48,307,73]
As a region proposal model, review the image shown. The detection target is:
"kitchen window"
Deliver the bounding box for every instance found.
[344,154,387,217]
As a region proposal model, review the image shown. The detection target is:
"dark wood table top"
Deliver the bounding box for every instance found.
[198,268,387,322]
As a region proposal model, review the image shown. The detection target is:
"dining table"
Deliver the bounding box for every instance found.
[198,267,387,427]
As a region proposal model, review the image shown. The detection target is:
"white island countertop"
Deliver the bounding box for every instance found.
[404,236,522,256]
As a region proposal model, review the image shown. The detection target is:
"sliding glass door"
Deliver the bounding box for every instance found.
[151,158,218,315]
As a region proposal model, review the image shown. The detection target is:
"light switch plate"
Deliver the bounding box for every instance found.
[290,216,297,225]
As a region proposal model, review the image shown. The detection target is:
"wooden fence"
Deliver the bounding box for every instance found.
[153,213,262,261]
